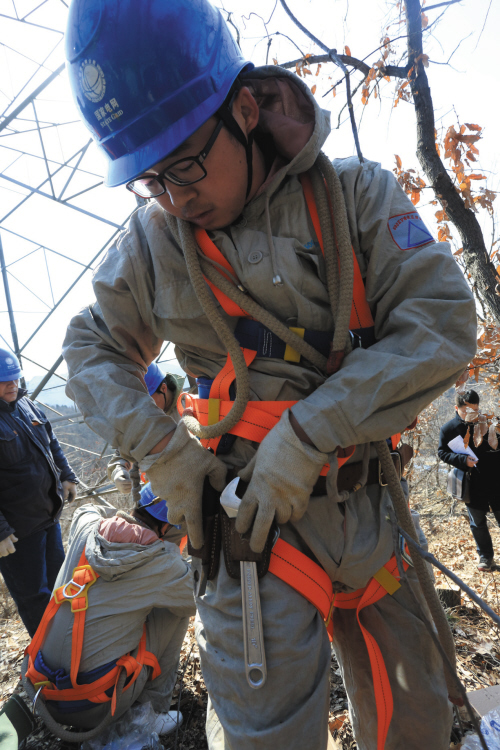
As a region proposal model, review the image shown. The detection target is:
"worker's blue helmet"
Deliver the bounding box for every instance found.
[64,0,253,187]
[138,482,180,528]
[144,363,164,396]
[0,349,21,382]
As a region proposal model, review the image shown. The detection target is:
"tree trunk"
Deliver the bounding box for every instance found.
[404,0,500,324]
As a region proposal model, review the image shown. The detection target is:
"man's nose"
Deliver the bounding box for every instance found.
[164,182,198,209]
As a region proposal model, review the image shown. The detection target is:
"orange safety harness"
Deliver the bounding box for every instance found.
[176,171,406,749]
[26,550,161,716]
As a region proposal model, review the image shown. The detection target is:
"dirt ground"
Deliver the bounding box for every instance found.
[1,477,500,749]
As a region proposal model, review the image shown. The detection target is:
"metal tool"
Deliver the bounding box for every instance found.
[221,478,267,689]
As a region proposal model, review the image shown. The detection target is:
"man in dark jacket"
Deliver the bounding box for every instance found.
[0,349,79,636]
[438,389,500,571]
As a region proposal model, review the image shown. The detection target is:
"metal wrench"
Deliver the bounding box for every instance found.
[221,477,267,689]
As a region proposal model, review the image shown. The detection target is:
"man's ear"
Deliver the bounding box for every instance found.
[233,86,259,137]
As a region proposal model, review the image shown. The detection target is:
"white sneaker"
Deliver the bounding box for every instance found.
[152,710,183,736]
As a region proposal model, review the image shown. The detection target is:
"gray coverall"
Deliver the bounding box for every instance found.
[40,504,195,728]
[63,66,477,749]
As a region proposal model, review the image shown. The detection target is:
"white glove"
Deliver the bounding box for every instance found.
[140,419,227,549]
[0,534,18,557]
[235,411,328,553]
[111,467,132,494]
[62,480,78,503]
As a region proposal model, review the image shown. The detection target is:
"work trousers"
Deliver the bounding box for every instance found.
[467,507,500,559]
[47,608,190,730]
[196,539,452,749]
[0,523,64,637]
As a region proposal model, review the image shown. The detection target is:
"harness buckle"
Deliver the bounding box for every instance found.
[349,330,363,350]
[378,451,402,487]
[62,579,86,600]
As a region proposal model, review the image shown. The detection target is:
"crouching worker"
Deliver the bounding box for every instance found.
[21,484,195,741]
[107,364,184,493]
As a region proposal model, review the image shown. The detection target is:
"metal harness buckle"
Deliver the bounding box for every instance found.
[62,579,86,599]
[378,451,402,487]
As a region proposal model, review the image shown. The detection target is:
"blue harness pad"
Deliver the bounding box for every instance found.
[234,318,332,359]
[34,650,118,713]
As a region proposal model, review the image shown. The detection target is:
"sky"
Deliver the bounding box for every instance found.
[0,0,498,393]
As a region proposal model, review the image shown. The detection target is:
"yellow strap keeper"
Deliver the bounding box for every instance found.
[284,327,305,363]
[373,566,401,596]
[207,398,221,426]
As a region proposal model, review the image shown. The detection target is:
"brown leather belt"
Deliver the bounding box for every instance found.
[311,451,404,497]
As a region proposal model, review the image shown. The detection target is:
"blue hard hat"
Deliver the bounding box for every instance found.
[0,349,21,382]
[144,363,165,396]
[138,482,180,528]
[64,0,253,187]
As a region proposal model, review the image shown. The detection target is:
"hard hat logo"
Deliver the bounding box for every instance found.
[79,59,106,103]
[64,0,253,187]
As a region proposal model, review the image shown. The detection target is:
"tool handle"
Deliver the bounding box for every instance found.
[241,560,267,689]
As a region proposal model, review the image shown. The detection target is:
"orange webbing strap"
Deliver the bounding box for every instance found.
[268,539,335,640]
[179,536,188,554]
[332,554,409,750]
[391,434,401,450]
[195,227,250,318]
[270,539,408,750]
[299,172,374,331]
[178,390,354,475]
[28,626,160,715]
[26,552,161,716]
[27,549,99,689]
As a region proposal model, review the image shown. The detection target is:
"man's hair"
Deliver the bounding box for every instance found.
[132,505,163,536]
[455,389,480,407]
[156,373,179,394]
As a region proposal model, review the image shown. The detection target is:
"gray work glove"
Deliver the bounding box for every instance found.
[0,534,18,557]
[111,467,132,494]
[62,480,78,503]
[235,411,328,553]
[140,419,227,549]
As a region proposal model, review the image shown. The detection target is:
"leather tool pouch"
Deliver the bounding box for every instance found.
[220,480,277,580]
[188,477,221,581]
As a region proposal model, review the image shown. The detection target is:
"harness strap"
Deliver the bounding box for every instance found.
[26,551,161,715]
[195,227,250,318]
[269,538,408,750]
[299,172,374,333]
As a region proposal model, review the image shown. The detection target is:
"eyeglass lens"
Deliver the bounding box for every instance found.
[129,159,206,197]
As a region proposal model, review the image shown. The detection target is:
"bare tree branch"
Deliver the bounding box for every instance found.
[404,0,500,324]
[278,0,364,162]
[425,0,463,11]
[279,52,408,79]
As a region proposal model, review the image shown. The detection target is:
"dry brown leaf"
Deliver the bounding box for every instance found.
[488,423,499,450]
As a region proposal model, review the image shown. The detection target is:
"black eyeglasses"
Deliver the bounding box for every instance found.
[126,119,225,198]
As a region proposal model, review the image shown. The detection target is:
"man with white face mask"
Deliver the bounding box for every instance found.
[439,389,500,571]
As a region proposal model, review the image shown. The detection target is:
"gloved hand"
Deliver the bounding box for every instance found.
[235,411,328,553]
[111,467,132,494]
[0,534,18,557]
[62,480,78,503]
[140,419,227,549]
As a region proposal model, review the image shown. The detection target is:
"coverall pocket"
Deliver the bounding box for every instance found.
[31,417,50,447]
[0,428,24,466]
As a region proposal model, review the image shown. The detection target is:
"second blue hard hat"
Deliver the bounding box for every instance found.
[65,0,253,187]
[144,363,165,396]
[138,482,180,528]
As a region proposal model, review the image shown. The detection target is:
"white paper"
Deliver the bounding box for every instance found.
[447,435,478,460]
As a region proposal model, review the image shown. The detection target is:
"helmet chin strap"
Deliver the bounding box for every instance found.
[217,99,254,199]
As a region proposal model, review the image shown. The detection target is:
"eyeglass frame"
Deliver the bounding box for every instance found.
[126,118,225,198]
